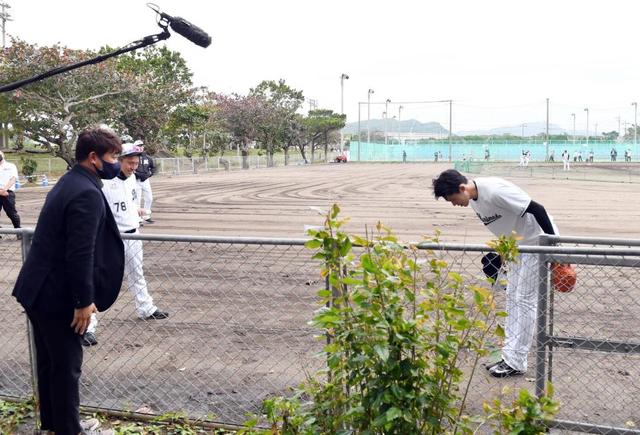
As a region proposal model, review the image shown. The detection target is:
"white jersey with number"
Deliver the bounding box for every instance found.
[102,174,140,232]
[470,177,554,245]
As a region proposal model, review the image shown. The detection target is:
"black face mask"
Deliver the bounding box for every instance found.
[94,157,121,180]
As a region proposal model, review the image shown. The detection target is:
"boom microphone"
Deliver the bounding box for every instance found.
[162,14,212,48]
[148,4,211,48]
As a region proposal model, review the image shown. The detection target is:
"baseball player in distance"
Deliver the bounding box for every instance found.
[83,142,169,346]
[432,169,558,378]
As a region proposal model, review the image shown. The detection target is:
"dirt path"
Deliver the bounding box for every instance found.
[11,162,640,242]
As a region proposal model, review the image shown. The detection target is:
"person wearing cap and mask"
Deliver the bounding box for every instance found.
[12,126,125,435]
[83,142,169,346]
[0,150,21,235]
[133,140,157,224]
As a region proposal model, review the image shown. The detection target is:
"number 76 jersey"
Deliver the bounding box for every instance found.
[102,174,140,233]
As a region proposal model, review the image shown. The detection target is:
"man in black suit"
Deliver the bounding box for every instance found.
[13,126,125,435]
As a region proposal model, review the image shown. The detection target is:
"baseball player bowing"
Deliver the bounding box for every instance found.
[432,169,558,378]
[83,142,169,346]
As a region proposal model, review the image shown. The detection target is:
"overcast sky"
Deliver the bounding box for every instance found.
[6,0,640,134]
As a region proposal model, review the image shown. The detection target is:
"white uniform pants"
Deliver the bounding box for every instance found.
[136,179,153,215]
[87,238,157,333]
[563,160,570,171]
[502,253,538,372]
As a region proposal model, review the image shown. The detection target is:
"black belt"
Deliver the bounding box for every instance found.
[124,229,137,234]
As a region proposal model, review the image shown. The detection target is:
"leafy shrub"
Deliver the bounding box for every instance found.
[240,204,557,434]
[19,156,38,182]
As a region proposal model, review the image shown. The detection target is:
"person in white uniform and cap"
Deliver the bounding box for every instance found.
[83,142,168,346]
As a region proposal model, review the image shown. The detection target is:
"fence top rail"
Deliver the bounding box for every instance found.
[541,234,640,247]
[4,228,640,255]
[414,242,640,256]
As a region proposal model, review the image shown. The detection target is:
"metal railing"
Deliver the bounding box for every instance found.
[1,228,639,432]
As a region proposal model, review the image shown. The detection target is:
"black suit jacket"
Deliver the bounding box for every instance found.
[12,165,124,312]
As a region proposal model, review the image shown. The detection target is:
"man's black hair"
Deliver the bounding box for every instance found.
[75,127,123,162]
[432,169,467,199]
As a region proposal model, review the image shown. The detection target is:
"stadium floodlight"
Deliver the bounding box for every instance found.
[367,89,374,144]
[584,108,589,146]
[632,102,637,145]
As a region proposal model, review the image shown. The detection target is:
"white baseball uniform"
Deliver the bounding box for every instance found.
[87,173,157,333]
[471,177,558,372]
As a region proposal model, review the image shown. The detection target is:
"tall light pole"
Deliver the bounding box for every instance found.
[339,73,349,153]
[571,113,576,144]
[632,102,638,145]
[616,116,622,140]
[545,98,550,161]
[384,98,391,145]
[382,110,387,144]
[398,105,403,145]
[584,108,589,146]
[367,89,374,144]
[521,123,527,139]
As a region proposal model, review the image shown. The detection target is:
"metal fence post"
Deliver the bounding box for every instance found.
[535,236,550,398]
[20,230,39,404]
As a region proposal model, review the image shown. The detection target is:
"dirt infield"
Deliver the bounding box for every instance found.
[12,162,640,241]
[3,162,640,428]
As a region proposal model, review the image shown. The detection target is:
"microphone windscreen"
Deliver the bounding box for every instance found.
[169,17,212,48]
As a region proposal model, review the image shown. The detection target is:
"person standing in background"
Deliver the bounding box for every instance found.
[0,150,21,235]
[134,140,157,224]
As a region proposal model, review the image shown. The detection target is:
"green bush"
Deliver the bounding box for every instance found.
[19,156,38,182]
[241,204,558,434]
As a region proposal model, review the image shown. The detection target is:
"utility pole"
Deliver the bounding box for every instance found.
[384,98,391,145]
[307,98,318,112]
[357,103,361,161]
[617,116,622,140]
[339,73,349,153]
[0,2,11,148]
[584,108,589,146]
[571,113,576,145]
[0,2,11,49]
[398,105,403,145]
[367,89,374,144]
[448,100,453,161]
[545,98,549,161]
[632,102,638,145]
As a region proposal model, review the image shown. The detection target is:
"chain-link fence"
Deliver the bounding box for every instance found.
[2,229,639,432]
[155,152,340,176]
[0,231,33,402]
[417,239,640,433]
[455,160,640,184]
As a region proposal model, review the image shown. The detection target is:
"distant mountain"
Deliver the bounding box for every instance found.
[342,118,449,135]
[456,122,569,137]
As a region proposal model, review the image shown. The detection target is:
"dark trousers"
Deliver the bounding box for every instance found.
[26,306,83,435]
[0,190,20,228]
